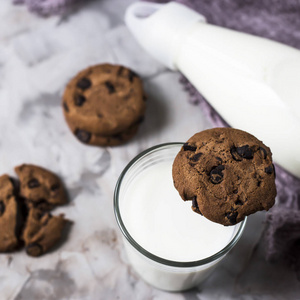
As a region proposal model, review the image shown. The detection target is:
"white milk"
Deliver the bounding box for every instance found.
[115,144,246,291]
[121,160,235,262]
[125,2,300,179]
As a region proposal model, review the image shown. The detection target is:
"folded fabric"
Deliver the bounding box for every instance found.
[265,206,300,261]
[13,0,80,16]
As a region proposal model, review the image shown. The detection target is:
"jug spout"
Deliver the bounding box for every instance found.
[125,2,205,70]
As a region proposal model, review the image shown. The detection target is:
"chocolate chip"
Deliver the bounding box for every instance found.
[28,179,40,189]
[51,183,60,193]
[192,196,198,209]
[259,147,267,159]
[76,78,91,90]
[216,157,223,163]
[26,243,43,257]
[0,201,5,216]
[51,183,59,191]
[75,129,91,144]
[192,196,202,215]
[128,70,138,82]
[233,189,238,194]
[230,147,242,161]
[225,211,238,224]
[183,143,196,151]
[111,133,123,141]
[236,145,253,159]
[190,153,202,162]
[74,94,86,106]
[210,165,225,184]
[63,102,69,112]
[235,199,243,206]
[265,165,274,174]
[105,81,115,94]
[97,113,103,118]
[32,199,52,211]
[231,145,253,160]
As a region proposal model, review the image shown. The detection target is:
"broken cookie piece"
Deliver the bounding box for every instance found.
[15,164,67,210]
[23,208,69,257]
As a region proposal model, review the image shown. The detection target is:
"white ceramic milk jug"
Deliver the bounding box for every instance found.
[125,2,300,179]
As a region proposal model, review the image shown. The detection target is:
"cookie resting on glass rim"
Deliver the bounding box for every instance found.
[172,128,277,226]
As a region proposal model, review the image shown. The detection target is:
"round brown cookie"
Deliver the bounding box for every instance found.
[172,128,277,226]
[67,117,141,146]
[23,208,68,257]
[62,64,146,141]
[0,175,23,252]
[15,164,67,210]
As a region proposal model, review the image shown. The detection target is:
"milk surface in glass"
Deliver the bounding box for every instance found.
[115,144,246,291]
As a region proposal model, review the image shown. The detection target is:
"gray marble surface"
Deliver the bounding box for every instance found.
[0,0,299,299]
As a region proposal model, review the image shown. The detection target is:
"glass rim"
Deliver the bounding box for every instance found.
[114,142,247,268]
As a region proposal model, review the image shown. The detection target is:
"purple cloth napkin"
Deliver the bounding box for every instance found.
[13,0,81,16]
[148,0,300,277]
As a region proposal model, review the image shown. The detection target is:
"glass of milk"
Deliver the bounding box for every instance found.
[114,143,247,292]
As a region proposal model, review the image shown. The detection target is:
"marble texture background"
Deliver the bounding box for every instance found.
[0,0,299,299]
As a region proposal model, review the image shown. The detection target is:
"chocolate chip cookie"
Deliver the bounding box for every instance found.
[0,175,23,252]
[15,164,67,210]
[172,128,277,226]
[23,208,68,257]
[62,64,146,146]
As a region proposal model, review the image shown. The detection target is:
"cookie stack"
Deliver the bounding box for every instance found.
[62,64,146,146]
[172,128,277,226]
[0,164,69,256]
